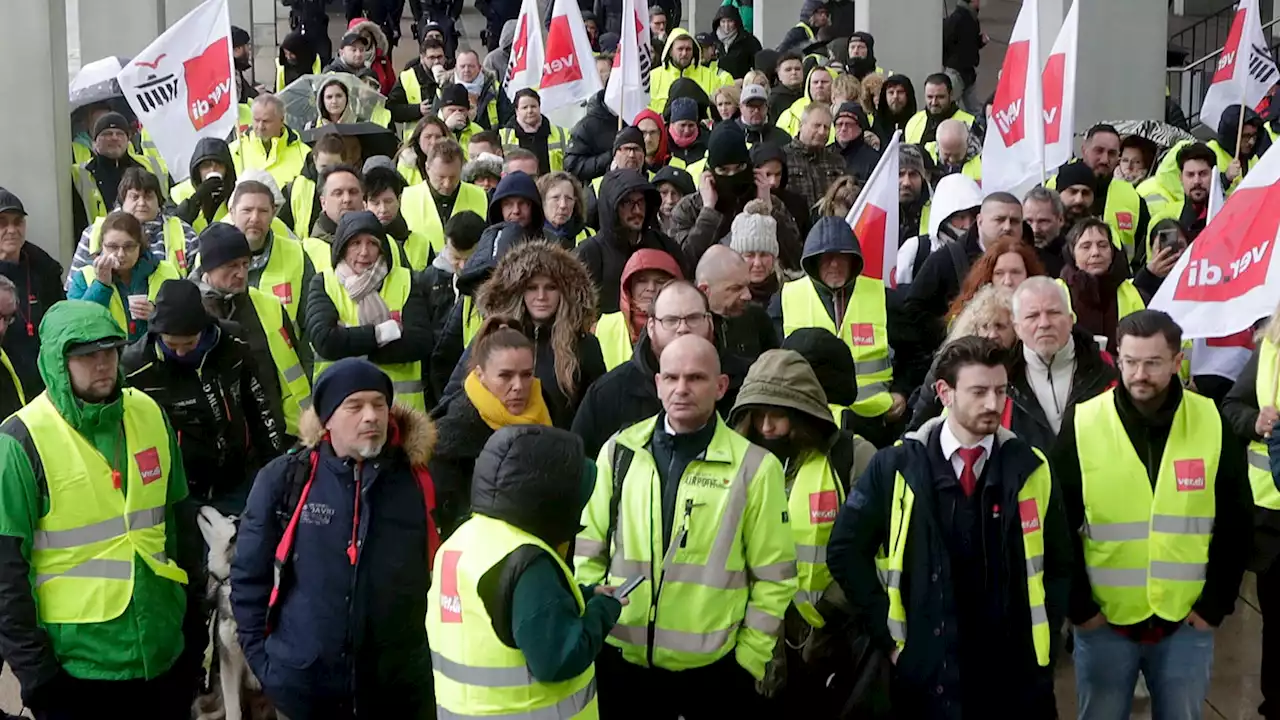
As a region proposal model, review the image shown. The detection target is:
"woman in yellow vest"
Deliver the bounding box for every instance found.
[500,89,570,174]
[594,249,683,371]
[397,116,450,187]
[68,210,182,342]
[1058,218,1152,352]
[428,423,620,720]
[305,211,432,411]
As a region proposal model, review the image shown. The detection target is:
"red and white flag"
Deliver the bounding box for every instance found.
[1200,0,1278,131]
[539,0,603,112]
[504,0,545,101]
[981,0,1043,195]
[1042,0,1078,171]
[604,0,652,125]
[116,0,236,182]
[1151,144,1280,338]
[846,131,901,287]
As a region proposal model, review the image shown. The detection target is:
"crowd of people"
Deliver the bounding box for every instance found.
[0,0,1278,718]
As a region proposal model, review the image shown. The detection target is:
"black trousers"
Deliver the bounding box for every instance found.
[594,644,758,719]
[1261,557,1280,718]
[34,663,193,720]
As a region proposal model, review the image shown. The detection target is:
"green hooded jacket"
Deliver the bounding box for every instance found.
[0,300,188,683]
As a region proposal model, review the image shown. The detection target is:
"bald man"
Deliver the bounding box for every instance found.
[931,118,980,185]
[695,245,779,363]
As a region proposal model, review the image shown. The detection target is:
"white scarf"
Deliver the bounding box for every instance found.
[336,259,391,326]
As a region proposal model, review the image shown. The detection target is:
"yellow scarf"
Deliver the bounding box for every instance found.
[465,372,553,430]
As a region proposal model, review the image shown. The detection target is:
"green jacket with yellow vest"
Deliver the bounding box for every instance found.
[0,300,192,701]
[1054,383,1252,630]
[826,416,1071,714]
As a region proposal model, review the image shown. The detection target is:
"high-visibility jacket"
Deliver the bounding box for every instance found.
[231,131,312,188]
[1,349,25,409]
[1249,339,1280,510]
[72,163,109,225]
[594,312,632,371]
[371,105,393,129]
[399,161,424,187]
[315,268,424,411]
[788,453,844,628]
[1055,277,1145,325]
[131,130,172,201]
[1207,139,1259,194]
[21,390,188,624]
[461,295,485,348]
[574,415,796,678]
[878,442,1052,667]
[254,233,309,323]
[1103,179,1143,261]
[498,125,569,173]
[170,180,227,232]
[780,276,893,418]
[398,69,435,141]
[903,109,976,145]
[89,216,190,275]
[288,175,317,241]
[81,261,183,338]
[925,142,982,185]
[248,286,311,436]
[276,57,322,91]
[402,182,489,256]
[1075,388,1219,625]
[429,514,599,719]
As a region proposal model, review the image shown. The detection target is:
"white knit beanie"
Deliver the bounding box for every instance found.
[730,200,779,256]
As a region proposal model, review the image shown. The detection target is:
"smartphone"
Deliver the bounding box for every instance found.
[613,575,647,600]
[1157,228,1186,254]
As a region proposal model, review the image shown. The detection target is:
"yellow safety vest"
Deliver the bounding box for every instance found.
[131,131,172,201]
[594,312,632,371]
[925,142,983,185]
[1248,339,1280,510]
[1207,139,1258,194]
[461,295,485,348]
[429,514,598,719]
[1075,389,1219,626]
[315,268,424,411]
[72,163,108,224]
[575,228,594,246]
[399,69,428,141]
[879,442,1051,667]
[399,162,425,187]
[573,416,795,676]
[498,125,569,173]
[1,349,25,409]
[903,110,976,145]
[254,233,308,323]
[371,106,392,129]
[170,180,227,232]
[788,453,844,628]
[288,175,317,242]
[402,182,490,256]
[1103,179,1142,261]
[780,276,892,418]
[276,57,323,91]
[89,216,190,276]
[232,131,311,188]
[248,286,312,437]
[20,390,188,624]
[80,261,182,337]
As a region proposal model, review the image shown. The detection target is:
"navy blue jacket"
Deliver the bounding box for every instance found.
[230,406,437,720]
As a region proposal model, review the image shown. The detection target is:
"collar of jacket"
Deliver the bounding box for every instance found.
[903,416,1046,497]
[1008,328,1115,422]
[1114,376,1182,432]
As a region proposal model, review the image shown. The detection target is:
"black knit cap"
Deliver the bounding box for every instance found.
[231,25,251,47]
[614,127,644,153]
[440,84,470,110]
[150,280,214,336]
[92,112,133,139]
[313,357,394,424]
[197,223,252,273]
[707,123,751,170]
[1056,160,1096,191]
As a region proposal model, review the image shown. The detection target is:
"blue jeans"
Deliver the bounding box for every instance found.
[1073,622,1214,720]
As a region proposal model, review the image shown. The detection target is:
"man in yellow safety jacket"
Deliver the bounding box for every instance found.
[904,73,976,145]
[402,139,488,258]
[828,335,1070,716]
[650,29,731,113]
[0,300,194,716]
[1144,142,1218,252]
[776,0,829,56]
[575,333,796,717]
[230,95,312,188]
[1054,310,1252,713]
[71,112,167,241]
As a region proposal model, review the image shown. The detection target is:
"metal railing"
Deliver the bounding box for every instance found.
[1167,17,1280,126]
[1169,1,1241,67]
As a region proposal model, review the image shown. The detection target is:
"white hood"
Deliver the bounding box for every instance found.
[927,174,984,240]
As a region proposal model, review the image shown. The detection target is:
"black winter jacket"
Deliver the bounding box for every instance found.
[0,243,64,396]
[386,61,440,123]
[714,6,762,79]
[427,390,494,536]
[942,2,985,79]
[565,91,619,183]
[828,420,1070,719]
[1220,346,1280,569]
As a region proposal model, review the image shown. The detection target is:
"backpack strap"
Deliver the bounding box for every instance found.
[267,449,319,634]
[946,241,970,290]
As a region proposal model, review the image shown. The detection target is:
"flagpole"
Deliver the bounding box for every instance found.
[1236,80,1249,167]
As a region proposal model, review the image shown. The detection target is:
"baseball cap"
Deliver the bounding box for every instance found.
[0,188,26,216]
[740,84,768,105]
[341,31,369,49]
[66,336,128,357]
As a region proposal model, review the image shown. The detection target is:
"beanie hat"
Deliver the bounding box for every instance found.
[730,199,779,256]
[150,279,214,336]
[231,25,251,48]
[781,327,858,406]
[312,357,394,424]
[899,144,927,178]
[440,83,470,110]
[707,123,751,169]
[197,223,252,273]
[1056,160,1096,191]
[669,97,698,124]
[93,112,132,140]
[614,127,644,152]
[362,154,396,175]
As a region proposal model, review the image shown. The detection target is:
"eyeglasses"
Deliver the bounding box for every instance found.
[655,312,710,331]
[102,242,140,253]
[620,196,646,210]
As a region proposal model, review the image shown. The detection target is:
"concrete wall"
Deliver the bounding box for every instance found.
[1076,0,1167,130]
[856,0,941,105]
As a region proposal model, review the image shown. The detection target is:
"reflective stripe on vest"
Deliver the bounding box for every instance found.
[1,350,25,408]
[18,390,188,623]
[255,234,307,322]
[1075,388,1219,625]
[248,286,311,436]
[788,454,844,628]
[403,182,489,256]
[289,176,317,242]
[1104,179,1142,261]
[428,515,598,718]
[315,268,424,411]
[500,126,569,173]
[1250,339,1280,510]
[594,312,632,371]
[878,453,1051,667]
[73,163,108,223]
[780,276,892,417]
[80,261,182,337]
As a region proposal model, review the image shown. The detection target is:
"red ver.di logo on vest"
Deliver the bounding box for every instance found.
[1175,459,1207,492]
[1019,498,1040,534]
[440,550,463,622]
[809,491,838,525]
[135,447,163,484]
[849,323,875,347]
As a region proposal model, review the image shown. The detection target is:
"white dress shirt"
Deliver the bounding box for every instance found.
[939,418,996,480]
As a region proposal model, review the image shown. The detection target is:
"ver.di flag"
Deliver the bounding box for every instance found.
[1042,0,1078,171]
[116,0,236,182]
[846,131,901,286]
[981,0,1043,195]
[504,0,545,101]
[604,0,652,125]
[1151,143,1280,338]
[1199,0,1278,132]
[539,0,603,112]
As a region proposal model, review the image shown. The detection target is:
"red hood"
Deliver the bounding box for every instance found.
[619,249,684,341]
[634,109,670,165]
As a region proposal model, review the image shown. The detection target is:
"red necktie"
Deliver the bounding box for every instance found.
[956,446,984,497]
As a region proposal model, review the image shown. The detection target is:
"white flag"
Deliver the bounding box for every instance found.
[539,0,604,112]
[604,0,652,125]
[116,0,236,182]
[1042,0,1078,171]
[1209,168,1226,221]
[846,131,901,287]
[981,0,1043,195]
[504,0,545,101]
[1200,0,1278,131]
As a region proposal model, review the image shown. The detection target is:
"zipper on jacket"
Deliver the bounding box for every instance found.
[648,496,695,668]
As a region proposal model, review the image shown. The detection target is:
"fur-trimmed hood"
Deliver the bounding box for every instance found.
[297,403,438,467]
[348,19,389,55]
[475,241,597,334]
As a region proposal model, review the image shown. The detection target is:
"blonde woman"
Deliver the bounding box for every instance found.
[743,70,770,90]
[713,85,741,123]
[814,175,863,218]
